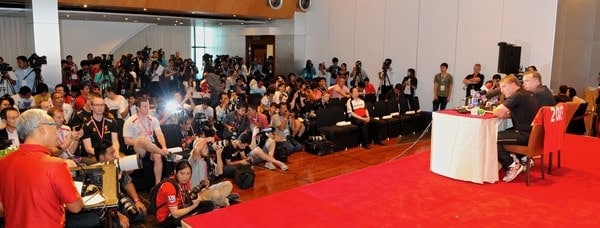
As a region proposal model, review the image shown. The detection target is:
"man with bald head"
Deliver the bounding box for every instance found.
[493,75,539,182]
[521,71,556,107]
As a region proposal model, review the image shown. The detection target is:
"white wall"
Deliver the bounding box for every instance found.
[59,20,150,62]
[302,0,559,111]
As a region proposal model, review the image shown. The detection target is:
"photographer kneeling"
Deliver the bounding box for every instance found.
[155,160,215,228]
[94,141,146,227]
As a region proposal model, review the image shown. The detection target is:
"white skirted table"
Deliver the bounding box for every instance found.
[430,109,512,184]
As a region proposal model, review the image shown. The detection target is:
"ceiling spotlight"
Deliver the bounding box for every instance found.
[175,20,178,23]
[233,14,237,17]
[143,8,147,11]
[157,17,160,20]
[179,22,183,25]
[103,15,106,17]
[192,11,196,15]
[66,14,70,18]
[241,22,245,25]
[268,17,272,20]
[134,20,138,23]
[125,17,128,21]
[83,4,87,8]
[219,22,223,26]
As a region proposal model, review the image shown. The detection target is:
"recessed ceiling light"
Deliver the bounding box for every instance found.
[175,20,178,23]
[134,20,138,23]
[241,22,244,25]
[192,12,196,15]
[66,14,70,18]
[268,18,272,20]
[179,22,183,25]
[219,22,223,26]
[143,8,147,11]
[233,14,237,17]
[103,15,106,17]
[157,17,160,20]
[125,17,128,21]
[83,4,87,8]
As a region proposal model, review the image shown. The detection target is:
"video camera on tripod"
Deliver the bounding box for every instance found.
[100,54,114,72]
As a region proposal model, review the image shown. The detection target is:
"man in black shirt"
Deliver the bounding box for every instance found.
[81,94,120,157]
[463,63,484,97]
[521,71,556,107]
[493,75,539,182]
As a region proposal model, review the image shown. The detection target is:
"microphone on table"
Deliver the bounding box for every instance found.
[61,146,99,197]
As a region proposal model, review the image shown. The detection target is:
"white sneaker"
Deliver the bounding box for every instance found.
[279,164,289,171]
[503,163,524,182]
[264,162,276,170]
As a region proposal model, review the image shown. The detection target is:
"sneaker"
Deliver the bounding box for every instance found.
[264,162,276,170]
[279,163,289,171]
[165,152,176,162]
[503,163,524,182]
[226,193,240,202]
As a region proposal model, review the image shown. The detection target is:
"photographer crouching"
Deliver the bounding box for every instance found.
[154,161,215,228]
[93,141,146,227]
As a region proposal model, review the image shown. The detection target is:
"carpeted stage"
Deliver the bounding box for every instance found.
[183,134,600,227]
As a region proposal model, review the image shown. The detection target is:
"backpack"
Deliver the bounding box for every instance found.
[233,165,255,189]
[147,178,178,215]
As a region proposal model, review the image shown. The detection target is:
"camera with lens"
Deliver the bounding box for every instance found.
[139,46,152,61]
[100,54,114,72]
[28,53,47,68]
[0,63,13,75]
[118,192,143,222]
[193,112,216,137]
[382,58,392,71]
[157,48,165,60]
[186,179,209,201]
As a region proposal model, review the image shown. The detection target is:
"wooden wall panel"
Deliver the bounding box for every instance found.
[59,0,299,19]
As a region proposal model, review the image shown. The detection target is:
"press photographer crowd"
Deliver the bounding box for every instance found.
[0,47,599,227]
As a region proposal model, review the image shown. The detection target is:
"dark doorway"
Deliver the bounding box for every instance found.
[246,35,275,74]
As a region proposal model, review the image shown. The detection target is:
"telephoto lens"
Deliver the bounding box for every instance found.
[187,180,209,200]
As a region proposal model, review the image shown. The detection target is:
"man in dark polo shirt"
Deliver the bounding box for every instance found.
[81,94,120,157]
[521,71,556,107]
[493,75,539,182]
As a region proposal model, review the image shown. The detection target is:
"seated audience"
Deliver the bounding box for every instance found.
[347,87,385,149]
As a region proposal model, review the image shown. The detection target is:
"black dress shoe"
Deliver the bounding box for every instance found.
[375,141,386,146]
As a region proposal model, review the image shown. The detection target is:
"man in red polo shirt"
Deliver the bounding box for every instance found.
[0,109,83,227]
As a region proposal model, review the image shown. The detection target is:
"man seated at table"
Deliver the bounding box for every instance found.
[521,71,556,107]
[493,75,539,182]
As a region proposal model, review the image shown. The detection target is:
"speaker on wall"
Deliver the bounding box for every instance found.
[497,42,521,74]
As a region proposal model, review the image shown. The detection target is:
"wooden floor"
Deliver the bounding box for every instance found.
[134,135,431,227]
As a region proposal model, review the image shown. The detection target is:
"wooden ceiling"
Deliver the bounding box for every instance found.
[58,0,301,20]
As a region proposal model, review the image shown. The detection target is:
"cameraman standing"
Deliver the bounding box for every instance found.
[0,57,16,96]
[350,60,369,87]
[14,56,34,93]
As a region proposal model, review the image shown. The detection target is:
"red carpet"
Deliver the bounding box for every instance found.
[184,134,600,227]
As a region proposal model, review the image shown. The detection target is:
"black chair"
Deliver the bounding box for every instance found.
[314,106,361,151]
[366,101,388,141]
[373,101,402,138]
[399,96,426,133]
[566,102,588,135]
[387,100,413,136]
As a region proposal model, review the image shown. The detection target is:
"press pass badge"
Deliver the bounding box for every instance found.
[440,85,446,91]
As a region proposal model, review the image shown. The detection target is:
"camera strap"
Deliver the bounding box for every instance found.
[22,68,34,80]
